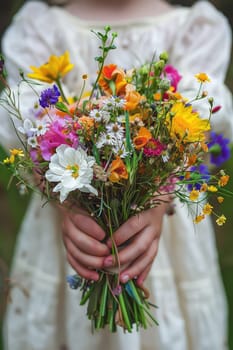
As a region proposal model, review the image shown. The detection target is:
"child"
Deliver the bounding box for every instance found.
[1,0,233,349]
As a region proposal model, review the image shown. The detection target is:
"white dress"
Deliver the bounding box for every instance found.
[1,1,233,349]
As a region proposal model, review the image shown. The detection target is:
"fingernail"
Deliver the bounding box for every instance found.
[121,274,129,283]
[104,257,113,267]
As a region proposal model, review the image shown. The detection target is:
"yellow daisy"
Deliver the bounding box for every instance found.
[202,203,213,215]
[195,73,211,83]
[216,215,226,226]
[167,102,210,143]
[189,189,200,201]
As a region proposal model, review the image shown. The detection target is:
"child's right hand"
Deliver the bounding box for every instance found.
[61,209,110,281]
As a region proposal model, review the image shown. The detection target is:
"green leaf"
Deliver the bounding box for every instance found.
[55,101,69,113]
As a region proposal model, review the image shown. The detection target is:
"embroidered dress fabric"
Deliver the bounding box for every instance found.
[1,1,233,349]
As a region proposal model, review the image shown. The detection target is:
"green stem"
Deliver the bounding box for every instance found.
[56,78,69,104]
[118,293,132,332]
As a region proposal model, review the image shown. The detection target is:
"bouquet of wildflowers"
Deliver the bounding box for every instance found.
[1,26,232,332]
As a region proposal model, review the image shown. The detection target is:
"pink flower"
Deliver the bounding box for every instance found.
[143,138,166,157]
[39,117,79,160]
[164,65,182,91]
[159,176,178,193]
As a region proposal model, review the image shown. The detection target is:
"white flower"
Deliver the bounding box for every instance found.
[89,108,111,123]
[34,120,49,136]
[95,132,117,149]
[18,119,35,137]
[102,96,126,110]
[28,136,38,148]
[106,123,124,139]
[45,144,98,202]
[113,143,131,158]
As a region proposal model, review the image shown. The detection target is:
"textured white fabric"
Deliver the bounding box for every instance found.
[1,1,233,349]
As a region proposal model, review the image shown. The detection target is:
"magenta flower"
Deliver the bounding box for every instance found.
[143,138,166,157]
[159,176,178,193]
[164,65,182,91]
[39,117,79,160]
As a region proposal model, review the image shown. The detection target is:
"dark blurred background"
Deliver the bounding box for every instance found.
[0,0,233,349]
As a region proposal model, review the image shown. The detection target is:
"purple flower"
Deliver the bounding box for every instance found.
[66,274,82,289]
[39,84,60,108]
[187,164,210,191]
[208,132,231,167]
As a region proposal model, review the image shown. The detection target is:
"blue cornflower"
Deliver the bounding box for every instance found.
[187,164,210,191]
[208,131,231,167]
[39,84,60,108]
[66,274,82,290]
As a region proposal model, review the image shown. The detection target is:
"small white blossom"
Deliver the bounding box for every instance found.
[89,108,111,123]
[18,119,35,137]
[102,96,126,111]
[96,132,118,149]
[28,136,38,148]
[45,144,98,202]
[106,123,124,139]
[112,143,131,158]
[34,120,49,136]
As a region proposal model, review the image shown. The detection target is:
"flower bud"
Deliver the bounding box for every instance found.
[154,60,165,75]
[159,51,169,63]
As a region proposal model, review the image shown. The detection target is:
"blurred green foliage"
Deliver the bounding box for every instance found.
[0,1,233,349]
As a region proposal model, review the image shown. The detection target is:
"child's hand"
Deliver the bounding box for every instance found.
[61,209,110,281]
[104,202,168,286]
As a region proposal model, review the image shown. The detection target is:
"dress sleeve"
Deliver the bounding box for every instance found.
[170,1,233,139]
[0,2,59,149]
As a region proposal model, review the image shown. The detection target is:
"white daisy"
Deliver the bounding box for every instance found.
[106,123,124,139]
[102,96,126,111]
[34,120,49,136]
[89,108,111,123]
[27,136,38,148]
[112,142,132,158]
[45,144,98,202]
[95,132,117,149]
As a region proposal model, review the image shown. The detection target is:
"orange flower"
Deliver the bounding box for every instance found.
[109,156,128,183]
[133,127,152,150]
[79,116,94,139]
[113,68,128,95]
[98,64,128,95]
[125,88,145,111]
[187,154,197,166]
[154,92,162,101]
[98,64,117,94]
[218,175,229,187]
[194,214,205,223]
